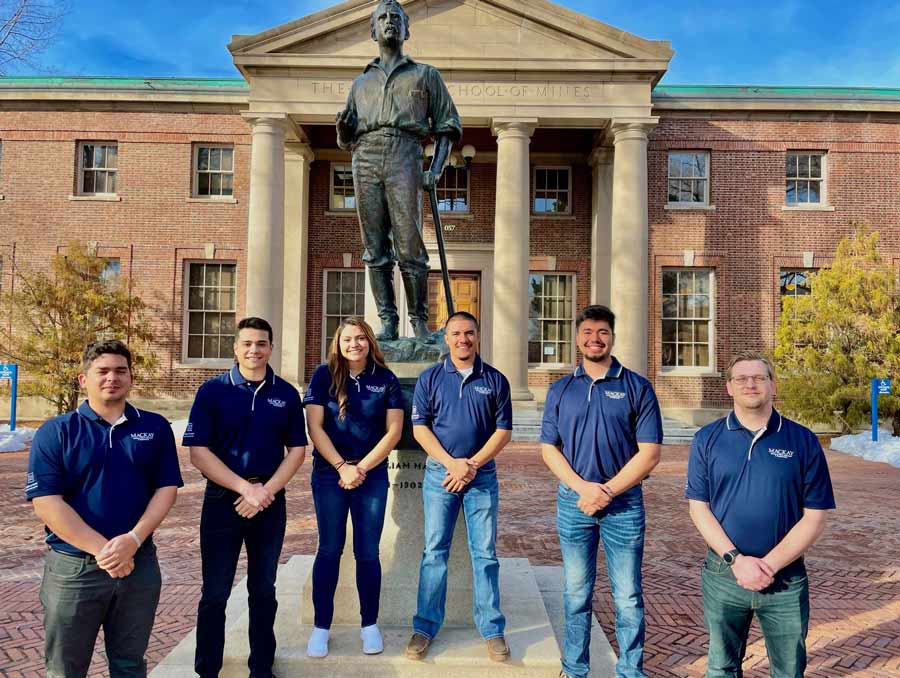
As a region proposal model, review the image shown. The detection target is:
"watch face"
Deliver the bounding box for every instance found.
[723,550,736,565]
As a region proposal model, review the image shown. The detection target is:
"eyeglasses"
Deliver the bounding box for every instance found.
[730,375,770,385]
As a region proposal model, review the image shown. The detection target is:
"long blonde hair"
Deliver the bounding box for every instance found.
[327,316,388,420]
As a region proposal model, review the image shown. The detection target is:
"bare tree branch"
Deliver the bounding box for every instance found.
[0,0,68,75]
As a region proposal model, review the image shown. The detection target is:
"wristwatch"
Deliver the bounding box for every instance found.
[722,549,740,566]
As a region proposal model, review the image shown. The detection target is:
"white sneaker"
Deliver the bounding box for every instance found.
[361,624,384,655]
[306,626,329,658]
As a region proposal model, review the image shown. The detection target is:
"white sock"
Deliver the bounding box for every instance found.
[360,624,384,654]
[307,626,330,658]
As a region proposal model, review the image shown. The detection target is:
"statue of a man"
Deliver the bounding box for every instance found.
[336,0,461,340]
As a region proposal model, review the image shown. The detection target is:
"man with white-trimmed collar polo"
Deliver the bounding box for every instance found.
[185,317,307,678]
[27,339,183,678]
[686,351,835,678]
[406,311,513,663]
[540,304,663,678]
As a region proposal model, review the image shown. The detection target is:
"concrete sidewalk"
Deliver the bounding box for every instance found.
[0,443,897,677]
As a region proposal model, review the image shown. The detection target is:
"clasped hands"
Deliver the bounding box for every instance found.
[234,481,275,519]
[576,481,615,515]
[96,534,139,578]
[338,463,367,490]
[731,555,777,591]
[442,457,479,493]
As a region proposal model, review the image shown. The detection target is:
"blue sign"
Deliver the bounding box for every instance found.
[871,378,893,442]
[877,379,892,396]
[0,363,17,432]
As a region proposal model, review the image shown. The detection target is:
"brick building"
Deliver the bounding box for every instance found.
[2,0,899,422]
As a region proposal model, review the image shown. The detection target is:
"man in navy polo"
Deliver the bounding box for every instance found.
[185,317,307,678]
[406,311,513,662]
[540,305,663,678]
[686,351,835,678]
[27,339,183,678]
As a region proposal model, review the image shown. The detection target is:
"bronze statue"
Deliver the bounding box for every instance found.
[336,0,461,340]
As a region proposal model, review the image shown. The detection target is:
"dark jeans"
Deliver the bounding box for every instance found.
[311,460,389,628]
[701,550,809,678]
[195,482,287,678]
[40,542,161,678]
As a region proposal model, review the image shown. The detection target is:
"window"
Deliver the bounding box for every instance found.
[322,270,366,355]
[528,273,574,365]
[662,269,713,369]
[78,142,118,195]
[533,167,571,214]
[330,164,355,210]
[667,152,709,204]
[436,166,469,212]
[786,152,824,205]
[184,262,237,360]
[100,258,120,285]
[194,145,234,198]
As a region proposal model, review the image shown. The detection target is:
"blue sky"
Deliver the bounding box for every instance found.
[10,0,900,87]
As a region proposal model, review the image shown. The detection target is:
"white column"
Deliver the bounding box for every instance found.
[243,113,287,370]
[491,118,537,401]
[610,120,656,376]
[590,147,614,307]
[281,142,314,387]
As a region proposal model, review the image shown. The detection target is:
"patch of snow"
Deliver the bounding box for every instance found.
[829,429,900,468]
[0,425,37,453]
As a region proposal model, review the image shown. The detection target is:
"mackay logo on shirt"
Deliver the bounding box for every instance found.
[184,422,194,438]
[366,384,386,394]
[131,432,154,442]
[474,386,492,395]
[768,448,796,459]
[605,391,627,400]
[268,398,287,408]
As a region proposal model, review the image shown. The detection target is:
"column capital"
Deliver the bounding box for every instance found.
[491,118,538,139]
[610,118,658,144]
[241,112,288,135]
[589,146,614,168]
[285,141,315,164]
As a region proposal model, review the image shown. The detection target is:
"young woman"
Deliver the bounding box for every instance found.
[303,316,404,657]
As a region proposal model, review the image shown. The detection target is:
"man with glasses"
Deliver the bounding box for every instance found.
[540,305,663,678]
[685,351,835,678]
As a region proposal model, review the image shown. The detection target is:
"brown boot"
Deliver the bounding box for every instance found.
[405,632,431,661]
[486,636,510,662]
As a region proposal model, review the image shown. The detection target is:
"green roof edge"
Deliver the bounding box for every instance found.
[0,76,249,89]
[653,84,900,99]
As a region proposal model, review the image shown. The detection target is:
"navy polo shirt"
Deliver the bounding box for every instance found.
[411,355,513,460]
[540,358,663,483]
[183,364,307,478]
[25,401,184,556]
[303,361,405,462]
[685,409,836,558]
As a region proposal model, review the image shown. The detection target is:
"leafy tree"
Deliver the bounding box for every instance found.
[0,0,67,74]
[0,242,157,414]
[774,228,900,436]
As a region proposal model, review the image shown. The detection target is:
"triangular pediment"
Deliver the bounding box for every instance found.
[230,0,672,65]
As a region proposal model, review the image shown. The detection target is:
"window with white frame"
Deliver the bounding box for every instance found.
[330,164,355,211]
[786,152,825,205]
[78,142,118,195]
[322,270,366,355]
[661,269,713,368]
[667,151,709,205]
[528,273,574,365]
[436,166,469,212]
[194,145,234,198]
[184,262,237,360]
[533,166,571,214]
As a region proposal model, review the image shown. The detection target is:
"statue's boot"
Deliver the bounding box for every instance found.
[402,269,431,339]
[369,267,399,341]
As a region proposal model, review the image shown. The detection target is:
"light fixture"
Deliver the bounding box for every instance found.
[461,144,476,169]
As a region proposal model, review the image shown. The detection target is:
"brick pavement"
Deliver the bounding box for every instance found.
[1,442,898,677]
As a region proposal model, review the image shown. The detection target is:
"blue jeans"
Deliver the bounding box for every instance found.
[195,482,286,678]
[311,460,389,628]
[702,550,809,678]
[412,458,505,640]
[557,483,646,678]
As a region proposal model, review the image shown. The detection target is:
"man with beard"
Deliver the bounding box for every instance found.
[540,305,663,678]
[685,352,834,678]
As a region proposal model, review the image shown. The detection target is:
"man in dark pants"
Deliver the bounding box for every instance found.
[186,317,307,678]
[337,0,461,339]
[686,351,835,677]
[27,340,183,677]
